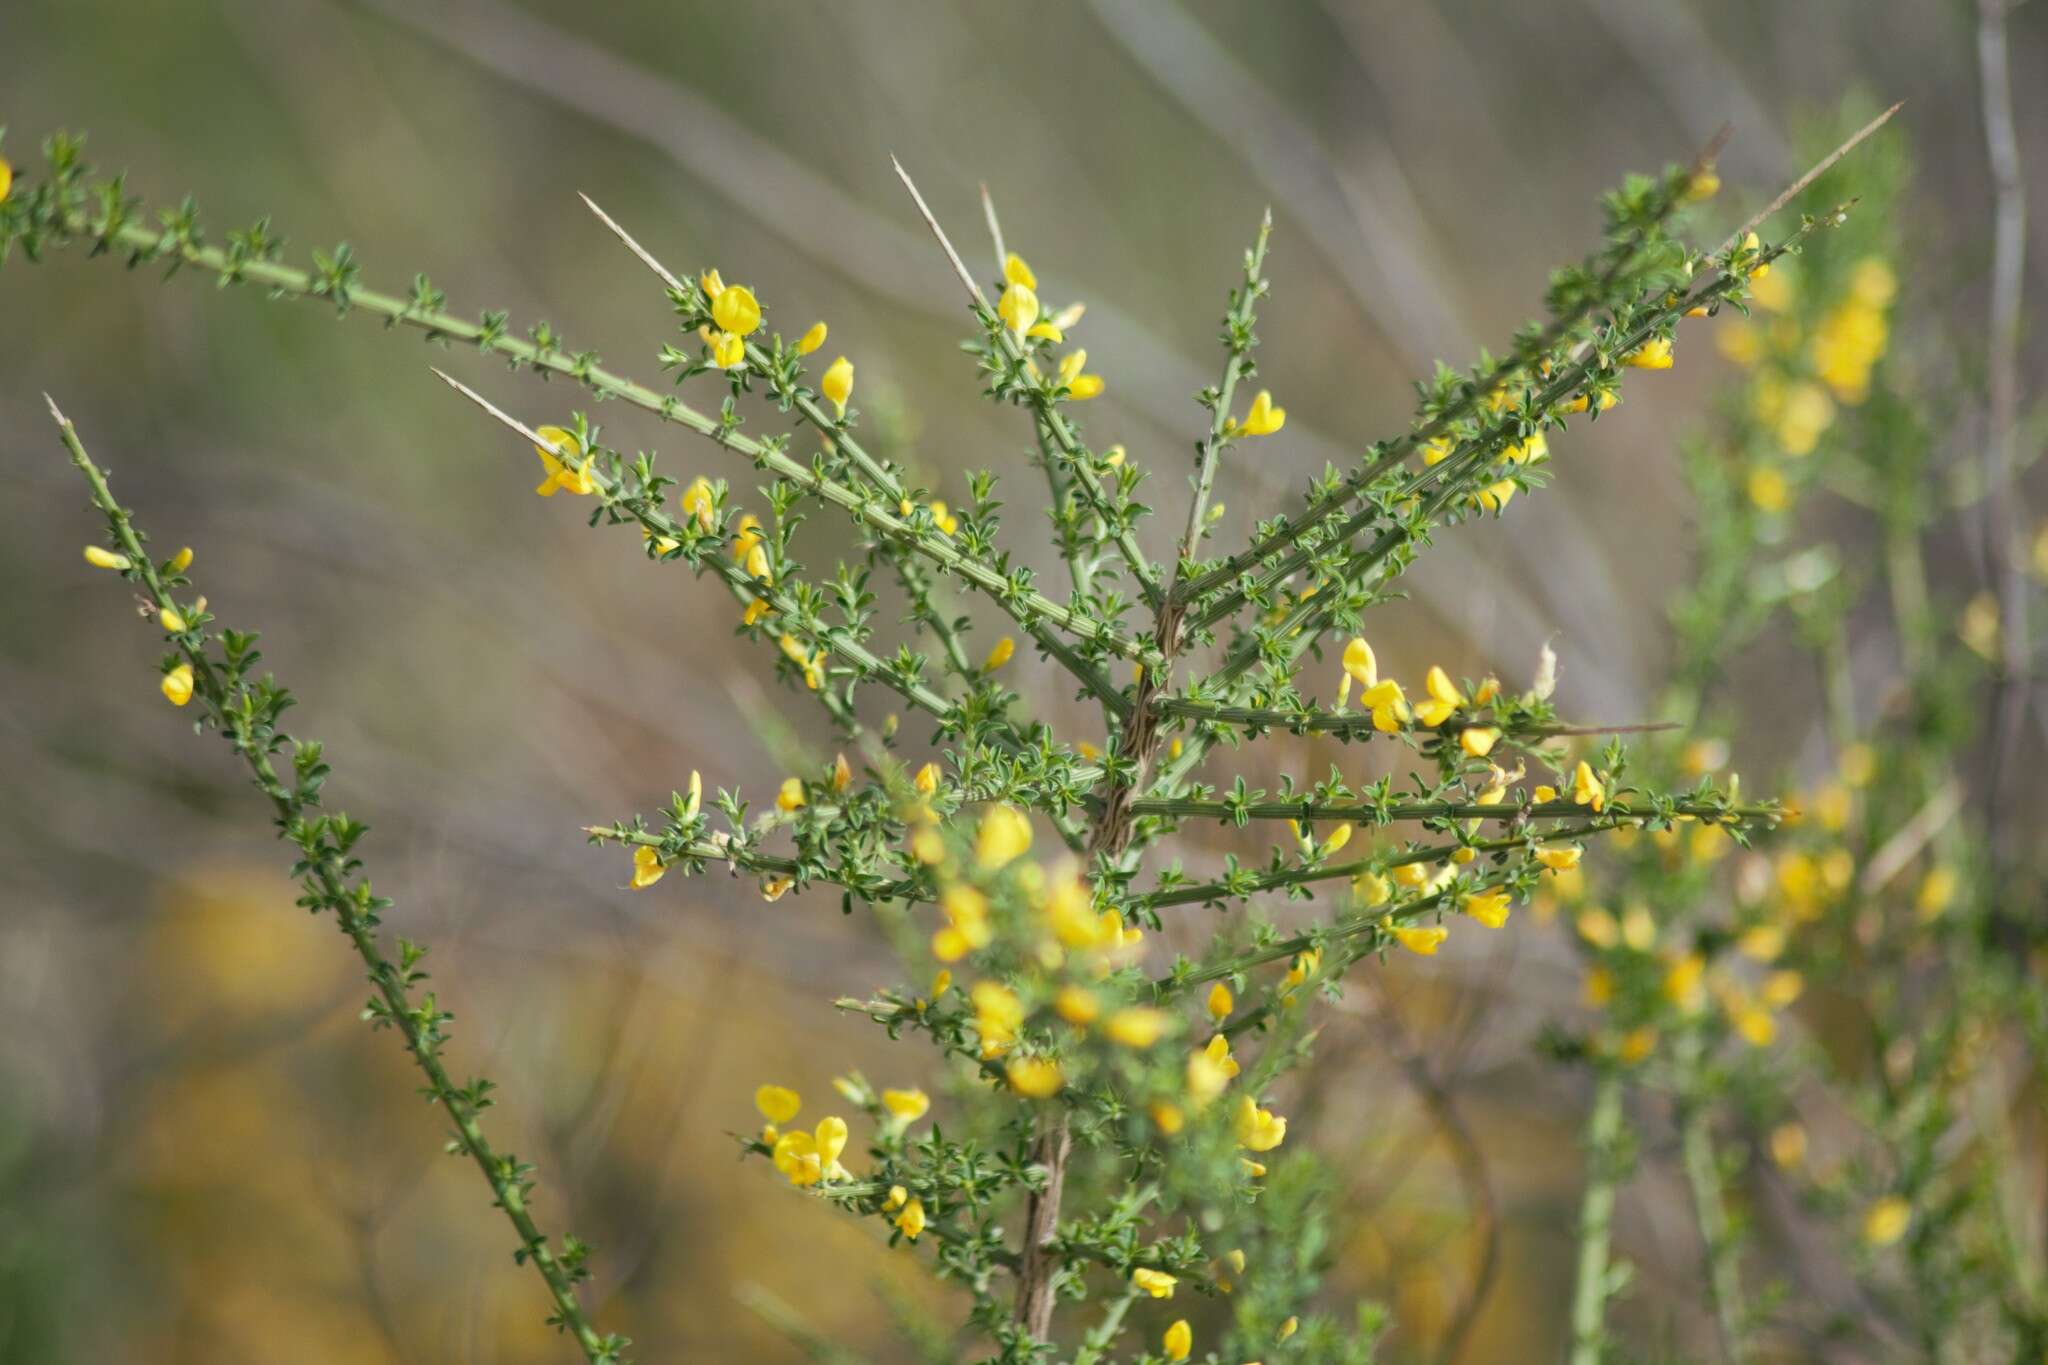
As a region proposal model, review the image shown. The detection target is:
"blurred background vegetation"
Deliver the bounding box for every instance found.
[1,1,2042,1360]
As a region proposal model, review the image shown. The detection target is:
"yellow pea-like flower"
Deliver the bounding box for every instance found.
[1624,337,1675,370]
[700,268,726,298]
[998,281,1040,337]
[680,476,716,531]
[894,1196,926,1240]
[1235,389,1286,436]
[975,803,1032,869]
[711,283,762,336]
[1460,726,1501,757]
[796,321,827,355]
[159,606,189,634]
[711,330,746,369]
[1770,1123,1808,1169]
[1104,1007,1169,1049]
[1131,1267,1177,1299]
[84,545,130,571]
[820,356,855,416]
[1055,985,1101,1026]
[1003,252,1037,290]
[1005,1055,1064,1097]
[1342,636,1378,688]
[1536,844,1582,872]
[1163,1319,1192,1362]
[533,426,596,497]
[630,845,666,889]
[755,1085,802,1124]
[777,777,806,812]
[0,156,12,203]
[1232,1095,1287,1152]
[1862,1195,1910,1248]
[1414,665,1466,726]
[983,636,1015,672]
[1394,924,1448,956]
[1571,760,1606,812]
[1617,1026,1658,1065]
[881,1087,930,1123]
[1463,890,1512,928]
[913,762,941,796]
[168,546,194,573]
[160,663,195,707]
[1205,981,1233,1021]
[1026,321,1064,344]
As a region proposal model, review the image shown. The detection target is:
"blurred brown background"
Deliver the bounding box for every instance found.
[1,1,2041,1360]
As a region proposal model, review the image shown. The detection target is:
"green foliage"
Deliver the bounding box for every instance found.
[18,115,1921,1363]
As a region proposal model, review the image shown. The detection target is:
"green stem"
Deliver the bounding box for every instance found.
[48,206,1151,668]
[53,404,626,1364]
[1675,1035,1746,1364]
[1567,1070,1626,1365]
[1126,795,1775,826]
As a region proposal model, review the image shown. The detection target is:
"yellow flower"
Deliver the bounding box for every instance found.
[933,884,992,962]
[1571,760,1606,812]
[1055,985,1101,1026]
[679,476,716,531]
[1916,865,1958,923]
[1005,1055,1064,1097]
[975,803,1032,869]
[1576,908,1619,949]
[1104,1007,1169,1049]
[1560,388,1620,415]
[881,1087,930,1123]
[1623,337,1674,369]
[1769,1123,1807,1169]
[1394,924,1448,956]
[972,980,1025,1055]
[1205,981,1234,1021]
[1234,1096,1289,1151]
[1684,167,1721,201]
[820,356,855,417]
[998,281,1041,338]
[982,636,1016,672]
[894,1196,926,1240]
[884,1184,907,1210]
[1621,905,1657,952]
[796,321,828,355]
[1463,889,1512,929]
[1737,923,1787,961]
[83,545,131,571]
[1163,1319,1192,1362]
[1279,1315,1299,1340]
[1862,1195,1910,1248]
[1617,1026,1658,1065]
[160,663,195,707]
[1150,1101,1184,1134]
[153,606,187,635]
[1460,725,1501,758]
[711,330,746,369]
[1067,372,1105,400]
[168,546,194,573]
[777,777,807,812]
[1234,389,1287,436]
[1747,464,1789,513]
[1004,252,1037,290]
[629,845,666,889]
[0,156,11,203]
[1360,679,1411,733]
[1474,478,1518,512]
[1731,1002,1775,1047]
[700,269,726,297]
[1132,1267,1178,1299]
[1761,969,1804,1008]
[710,283,762,336]
[1413,665,1465,726]
[1026,321,1065,344]
[928,500,959,535]
[1186,1033,1238,1105]
[1342,636,1378,688]
[1741,230,1771,279]
[755,1085,802,1124]
[1582,967,1613,1007]
[1663,952,1707,1012]
[533,426,596,497]
[1536,845,1582,872]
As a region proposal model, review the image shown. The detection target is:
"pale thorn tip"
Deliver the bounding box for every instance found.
[579,191,688,296]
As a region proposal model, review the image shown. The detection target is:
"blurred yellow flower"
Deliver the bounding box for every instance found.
[160,663,195,707]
